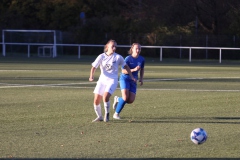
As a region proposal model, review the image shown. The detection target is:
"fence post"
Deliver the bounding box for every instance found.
[206,35,208,59]
[28,44,30,58]
[189,48,192,62]
[2,30,5,56]
[180,35,182,59]
[160,47,162,61]
[53,30,57,58]
[78,45,81,59]
[219,49,222,63]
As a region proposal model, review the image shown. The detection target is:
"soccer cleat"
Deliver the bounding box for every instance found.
[113,113,121,120]
[92,116,103,122]
[104,113,109,122]
[112,96,118,111]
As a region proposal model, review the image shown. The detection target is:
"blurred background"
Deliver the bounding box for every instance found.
[1,0,240,59]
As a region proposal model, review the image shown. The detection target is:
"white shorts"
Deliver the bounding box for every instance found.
[93,80,118,96]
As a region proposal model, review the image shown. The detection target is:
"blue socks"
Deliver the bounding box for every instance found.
[115,97,126,114]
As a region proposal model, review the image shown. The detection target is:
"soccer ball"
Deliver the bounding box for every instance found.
[190,128,207,145]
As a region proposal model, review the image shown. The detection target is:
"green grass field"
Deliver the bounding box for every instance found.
[0,57,240,159]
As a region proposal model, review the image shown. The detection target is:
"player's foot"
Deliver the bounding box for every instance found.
[113,96,118,111]
[113,113,121,120]
[92,116,103,122]
[104,113,109,122]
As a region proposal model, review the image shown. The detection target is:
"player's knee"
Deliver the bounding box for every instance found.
[102,93,111,102]
[103,95,111,102]
[122,97,127,101]
[127,101,133,104]
[103,97,109,102]
[94,99,100,105]
[126,97,135,104]
[121,95,128,101]
[128,100,134,104]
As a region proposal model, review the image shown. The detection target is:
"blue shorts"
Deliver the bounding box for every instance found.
[119,78,137,94]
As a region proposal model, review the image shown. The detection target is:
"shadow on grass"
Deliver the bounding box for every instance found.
[213,117,240,120]
[2,158,240,160]
[117,117,240,124]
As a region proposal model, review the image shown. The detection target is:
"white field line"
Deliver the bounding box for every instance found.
[1,77,240,92]
[0,70,36,72]
[0,70,77,72]
[0,85,94,89]
[0,82,96,89]
[1,84,240,92]
[144,77,240,81]
[0,82,94,85]
[138,88,240,92]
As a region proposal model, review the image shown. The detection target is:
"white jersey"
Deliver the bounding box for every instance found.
[92,52,126,82]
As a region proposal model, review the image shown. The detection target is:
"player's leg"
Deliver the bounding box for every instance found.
[126,91,136,104]
[102,92,111,122]
[113,79,130,119]
[103,80,118,122]
[92,94,103,122]
[125,80,137,104]
[116,88,129,109]
[92,81,105,122]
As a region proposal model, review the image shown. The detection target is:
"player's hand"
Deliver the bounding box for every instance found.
[134,66,141,71]
[139,80,143,86]
[132,77,137,83]
[89,77,94,81]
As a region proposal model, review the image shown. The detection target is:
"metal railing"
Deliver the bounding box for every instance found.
[1,42,240,63]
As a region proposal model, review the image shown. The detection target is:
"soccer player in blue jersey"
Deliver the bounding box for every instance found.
[89,40,136,122]
[113,43,145,119]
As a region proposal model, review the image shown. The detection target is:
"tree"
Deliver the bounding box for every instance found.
[227,1,240,36]
[178,0,235,35]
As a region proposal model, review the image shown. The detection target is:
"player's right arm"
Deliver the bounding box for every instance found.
[89,54,102,81]
[89,66,96,81]
[122,66,140,74]
[123,64,136,82]
[121,56,140,74]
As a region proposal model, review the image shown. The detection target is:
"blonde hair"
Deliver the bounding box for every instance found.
[128,43,141,54]
[104,39,117,52]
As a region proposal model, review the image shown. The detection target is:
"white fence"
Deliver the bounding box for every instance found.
[1,42,240,63]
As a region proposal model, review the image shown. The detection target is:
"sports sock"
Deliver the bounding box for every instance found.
[94,104,102,118]
[115,97,126,114]
[104,101,110,114]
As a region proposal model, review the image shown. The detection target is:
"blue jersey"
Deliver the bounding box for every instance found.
[120,55,145,80]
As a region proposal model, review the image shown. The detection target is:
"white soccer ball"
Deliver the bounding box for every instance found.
[190,128,207,145]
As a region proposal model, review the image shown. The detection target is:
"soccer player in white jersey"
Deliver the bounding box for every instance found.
[113,43,145,119]
[89,40,136,122]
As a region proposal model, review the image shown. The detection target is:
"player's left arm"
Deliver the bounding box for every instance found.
[139,68,144,86]
[139,59,145,86]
